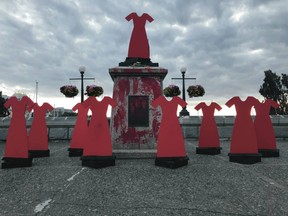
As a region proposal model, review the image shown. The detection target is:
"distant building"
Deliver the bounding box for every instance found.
[49,107,76,117]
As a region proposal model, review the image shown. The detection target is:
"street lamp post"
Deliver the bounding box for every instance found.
[172,67,196,117]
[79,66,85,103]
[69,66,94,103]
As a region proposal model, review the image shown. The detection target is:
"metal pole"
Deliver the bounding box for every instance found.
[80,71,84,103]
[171,69,196,117]
[70,66,94,104]
[179,70,189,117]
[182,71,186,102]
[36,81,38,103]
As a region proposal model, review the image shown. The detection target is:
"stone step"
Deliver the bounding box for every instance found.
[112,149,156,159]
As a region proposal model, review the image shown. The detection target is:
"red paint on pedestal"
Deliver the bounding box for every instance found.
[4,96,34,158]
[225,96,259,154]
[152,96,187,157]
[28,103,54,151]
[254,99,279,150]
[109,67,167,149]
[195,102,222,148]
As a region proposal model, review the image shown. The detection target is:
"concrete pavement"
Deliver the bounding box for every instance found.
[0,140,288,215]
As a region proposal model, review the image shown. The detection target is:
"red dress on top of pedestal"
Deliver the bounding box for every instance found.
[70,103,89,149]
[126,12,153,58]
[82,97,117,156]
[254,99,279,150]
[28,103,53,151]
[152,96,187,157]
[225,96,259,154]
[195,102,222,148]
[4,96,34,158]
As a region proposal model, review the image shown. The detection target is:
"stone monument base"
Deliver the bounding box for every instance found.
[81,155,116,169]
[119,57,158,67]
[196,147,222,155]
[1,157,33,169]
[155,156,189,169]
[113,149,156,159]
[258,149,280,157]
[109,66,167,150]
[68,148,83,157]
[228,153,261,164]
[29,150,50,158]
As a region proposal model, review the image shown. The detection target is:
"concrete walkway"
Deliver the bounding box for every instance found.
[0,140,288,215]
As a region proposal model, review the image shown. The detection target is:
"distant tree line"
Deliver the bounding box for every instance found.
[259,70,288,115]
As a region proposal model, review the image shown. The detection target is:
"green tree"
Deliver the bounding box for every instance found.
[259,70,288,115]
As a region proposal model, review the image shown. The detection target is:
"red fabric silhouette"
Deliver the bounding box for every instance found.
[225,96,259,154]
[195,102,222,148]
[126,12,154,58]
[82,97,117,156]
[28,103,53,151]
[70,103,89,149]
[4,96,34,158]
[254,99,279,150]
[152,96,187,157]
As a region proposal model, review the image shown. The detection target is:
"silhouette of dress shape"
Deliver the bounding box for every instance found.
[28,103,53,157]
[194,102,222,154]
[126,12,153,59]
[226,96,261,164]
[82,97,117,157]
[4,96,34,158]
[254,99,279,157]
[68,103,89,156]
[2,96,34,169]
[152,96,187,158]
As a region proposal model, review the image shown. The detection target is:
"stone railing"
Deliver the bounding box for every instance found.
[1,116,288,141]
[179,115,288,140]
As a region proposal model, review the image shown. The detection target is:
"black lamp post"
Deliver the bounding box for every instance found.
[70,66,94,103]
[79,66,85,103]
[172,67,196,117]
[179,67,189,116]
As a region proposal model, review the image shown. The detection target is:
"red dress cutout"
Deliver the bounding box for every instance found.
[4,96,34,158]
[28,103,53,151]
[70,103,89,149]
[195,102,222,148]
[82,97,117,156]
[225,96,259,154]
[152,96,187,157]
[126,12,154,58]
[254,99,279,150]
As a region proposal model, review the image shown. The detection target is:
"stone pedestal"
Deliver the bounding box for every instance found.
[109,67,167,150]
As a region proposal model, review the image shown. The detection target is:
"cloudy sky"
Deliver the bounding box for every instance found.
[0,0,287,115]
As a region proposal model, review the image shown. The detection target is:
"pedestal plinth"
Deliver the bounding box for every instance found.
[109,67,167,150]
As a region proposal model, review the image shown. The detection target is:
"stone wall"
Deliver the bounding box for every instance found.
[1,116,288,141]
[179,115,288,140]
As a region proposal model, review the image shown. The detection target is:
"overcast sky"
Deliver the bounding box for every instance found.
[0,0,287,115]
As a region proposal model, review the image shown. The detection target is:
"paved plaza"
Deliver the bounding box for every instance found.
[0,139,288,216]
